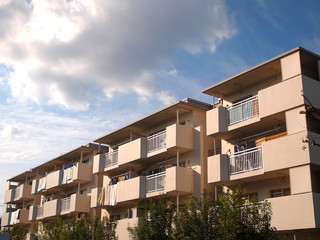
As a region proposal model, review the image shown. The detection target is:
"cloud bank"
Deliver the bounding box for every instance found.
[0,0,236,110]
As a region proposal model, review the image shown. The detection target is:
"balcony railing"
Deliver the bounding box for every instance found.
[105,150,118,168]
[227,95,259,125]
[147,130,166,153]
[36,205,44,218]
[146,172,166,193]
[61,197,71,213]
[229,146,262,175]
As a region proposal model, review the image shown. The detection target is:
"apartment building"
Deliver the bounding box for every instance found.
[1,47,320,240]
[1,143,107,239]
[91,98,211,239]
[203,47,320,239]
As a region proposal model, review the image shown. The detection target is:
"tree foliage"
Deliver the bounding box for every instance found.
[33,215,117,240]
[129,188,278,240]
[10,223,26,240]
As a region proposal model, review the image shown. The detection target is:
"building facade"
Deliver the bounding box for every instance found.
[1,47,320,239]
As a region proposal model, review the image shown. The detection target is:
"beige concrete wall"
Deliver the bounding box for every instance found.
[21,184,33,200]
[71,193,90,213]
[116,218,138,240]
[165,166,194,194]
[28,205,37,221]
[302,75,320,110]
[206,107,228,136]
[259,76,304,119]
[263,131,311,172]
[268,192,316,231]
[1,212,10,227]
[4,189,14,203]
[281,51,302,81]
[43,199,60,218]
[207,154,229,183]
[93,154,104,174]
[46,170,62,190]
[31,179,38,195]
[290,165,312,195]
[18,209,29,224]
[285,106,307,135]
[166,124,193,150]
[73,161,92,182]
[90,187,101,208]
[117,176,146,203]
[118,138,147,165]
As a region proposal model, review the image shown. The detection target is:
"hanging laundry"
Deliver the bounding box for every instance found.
[37,177,47,192]
[66,166,73,181]
[98,187,105,206]
[109,184,117,206]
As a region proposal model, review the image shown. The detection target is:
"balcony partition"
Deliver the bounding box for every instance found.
[227,95,259,125]
[147,130,166,153]
[229,146,262,175]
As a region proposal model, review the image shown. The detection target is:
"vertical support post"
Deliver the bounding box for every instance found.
[80,151,83,163]
[213,136,216,155]
[177,192,180,212]
[176,108,179,125]
[177,149,180,167]
[78,181,81,194]
[215,185,217,201]
[98,143,101,153]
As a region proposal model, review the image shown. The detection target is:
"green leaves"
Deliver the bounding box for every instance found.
[129,188,278,240]
[33,215,117,240]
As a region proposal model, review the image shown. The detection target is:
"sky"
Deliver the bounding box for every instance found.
[0,0,320,215]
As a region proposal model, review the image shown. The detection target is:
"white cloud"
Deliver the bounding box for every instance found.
[0,0,236,110]
[155,90,177,105]
[0,125,27,140]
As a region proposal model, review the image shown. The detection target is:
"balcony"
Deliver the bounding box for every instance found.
[45,162,92,191]
[4,183,33,203]
[118,138,147,165]
[227,95,259,125]
[60,194,90,215]
[90,187,103,208]
[229,146,262,175]
[146,166,194,197]
[117,176,146,203]
[267,192,320,231]
[206,96,260,136]
[0,210,28,227]
[208,147,263,184]
[93,151,120,174]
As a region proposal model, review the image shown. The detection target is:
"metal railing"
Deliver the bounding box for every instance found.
[147,130,166,153]
[227,95,259,125]
[36,205,44,218]
[146,172,166,193]
[229,146,262,175]
[105,150,118,168]
[61,197,71,212]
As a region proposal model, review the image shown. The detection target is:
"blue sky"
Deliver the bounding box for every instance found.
[0,0,320,215]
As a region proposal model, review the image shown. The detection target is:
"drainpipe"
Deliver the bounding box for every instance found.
[177,149,180,167]
[213,136,216,155]
[80,151,83,163]
[98,143,101,153]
